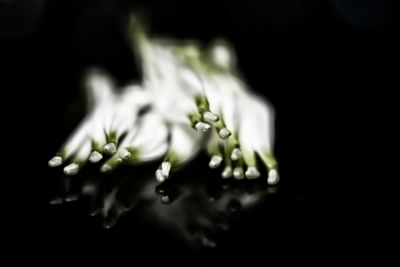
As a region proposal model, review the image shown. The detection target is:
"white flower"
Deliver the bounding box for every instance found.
[101,112,168,172]
[50,19,280,185]
[48,118,91,167]
[63,139,92,175]
[85,69,117,159]
[240,93,279,183]
[156,123,202,182]
[207,130,223,168]
[107,85,149,139]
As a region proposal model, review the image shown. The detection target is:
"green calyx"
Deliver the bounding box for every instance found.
[227,133,239,149]
[188,111,203,127]
[91,140,103,153]
[208,142,223,156]
[195,95,210,114]
[260,151,278,170]
[126,147,141,163]
[164,151,182,168]
[214,117,226,131]
[241,151,257,168]
[106,130,118,144]
[56,149,67,158]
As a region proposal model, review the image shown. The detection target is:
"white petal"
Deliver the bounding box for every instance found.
[169,123,202,162]
[63,118,91,158]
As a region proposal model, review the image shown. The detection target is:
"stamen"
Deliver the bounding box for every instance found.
[103,143,117,155]
[245,166,260,179]
[161,161,171,178]
[221,166,232,179]
[209,155,223,168]
[100,164,112,173]
[48,156,62,167]
[233,167,244,180]
[231,148,242,161]
[267,169,279,185]
[63,163,79,176]
[117,148,131,160]
[203,111,219,122]
[89,151,103,163]
[155,169,166,182]
[218,127,231,139]
[194,122,211,132]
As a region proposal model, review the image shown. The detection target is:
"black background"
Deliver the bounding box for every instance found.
[2,0,399,264]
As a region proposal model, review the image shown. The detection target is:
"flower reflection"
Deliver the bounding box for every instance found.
[49,159,278,248]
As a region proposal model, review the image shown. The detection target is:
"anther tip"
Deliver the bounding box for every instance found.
[209,155,223,169]
[100,164,112,173]
[48,156,62,167]
[156,169,166,183]
[89,151,103,163]
[221,166,232,179]
[194,122,211,132]
[245,167,260,179]
[218,128,231,139]
[103,143,117,155]
[63,163,79,176]
[161,162,171,177]
[267,169,279,185]
[117,148,131,160]
[203,111,220,123]
[233,167,244,180]
[231,148,242,161]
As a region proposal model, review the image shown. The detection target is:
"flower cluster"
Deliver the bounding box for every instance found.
[48,17,279,184]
